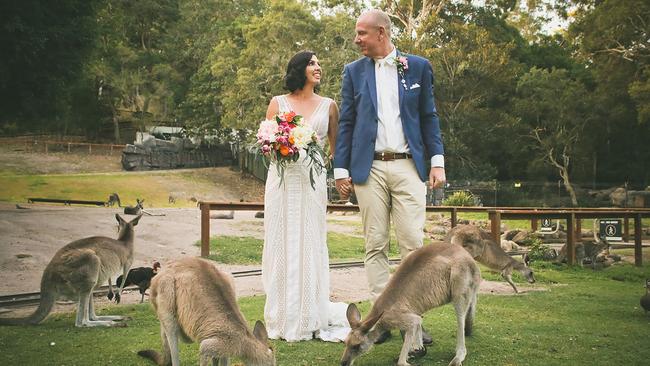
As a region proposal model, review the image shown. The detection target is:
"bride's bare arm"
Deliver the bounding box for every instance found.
[328,100,339,158]
[265,96,280,120]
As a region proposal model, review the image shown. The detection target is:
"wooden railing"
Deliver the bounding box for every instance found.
[198,202,650,266]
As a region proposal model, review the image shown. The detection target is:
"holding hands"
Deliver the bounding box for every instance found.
[335,177,354,201]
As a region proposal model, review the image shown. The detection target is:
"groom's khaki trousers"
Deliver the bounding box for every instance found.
[354,158,427,301]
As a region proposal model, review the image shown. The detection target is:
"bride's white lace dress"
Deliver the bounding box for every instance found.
[262,94,350,342]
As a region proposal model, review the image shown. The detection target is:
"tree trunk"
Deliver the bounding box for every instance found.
[559,166,579,206]
[111,106,121,143]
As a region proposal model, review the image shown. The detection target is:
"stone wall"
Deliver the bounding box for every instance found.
[121,137,234,171]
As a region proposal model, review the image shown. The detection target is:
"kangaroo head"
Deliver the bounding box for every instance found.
[136,199,144,208]
[520,266,536,284]
[645,279,650,289]
[252,320,276,365]
[340,304,382,366]
[115,213,142,232]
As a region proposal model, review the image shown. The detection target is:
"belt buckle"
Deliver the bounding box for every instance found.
[381,152,391,161]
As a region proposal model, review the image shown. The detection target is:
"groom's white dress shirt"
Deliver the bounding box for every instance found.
[334,48,444,180]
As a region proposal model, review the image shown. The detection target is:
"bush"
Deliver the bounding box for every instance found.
[526,237,556,262]
[443,191,477,206]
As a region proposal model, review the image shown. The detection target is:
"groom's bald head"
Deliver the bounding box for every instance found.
[359,9,392,38]
[355,9,393,58]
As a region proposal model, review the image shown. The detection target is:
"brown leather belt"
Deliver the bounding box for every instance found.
[374,152,412,161]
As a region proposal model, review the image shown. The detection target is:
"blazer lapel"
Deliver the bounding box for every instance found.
[397,49,406,111]
[365,58,378,115]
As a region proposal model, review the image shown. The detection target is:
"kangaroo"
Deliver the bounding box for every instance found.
[340,242,480,366]
[0,214,141,327]
[124,198,144,215]
[138,257,275,366]
[557,235,610,266]
[107,192,122,207]
[445,225,535,293]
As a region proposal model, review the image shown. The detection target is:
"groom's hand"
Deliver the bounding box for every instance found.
[335,177,353,200]
[429,167,446,189]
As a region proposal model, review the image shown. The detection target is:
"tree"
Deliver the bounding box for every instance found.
[513,68,594,205]
[0,0,100,133]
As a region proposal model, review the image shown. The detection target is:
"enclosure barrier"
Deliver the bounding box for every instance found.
[198,202,649,266]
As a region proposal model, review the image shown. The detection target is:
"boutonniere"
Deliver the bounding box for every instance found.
[394,56,408,77]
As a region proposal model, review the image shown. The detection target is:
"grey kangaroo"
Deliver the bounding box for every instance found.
[124,198,144,215]
[138,257,275,366]
[446,225,535,293]
[340,242,481,366]
[0,214,141,327]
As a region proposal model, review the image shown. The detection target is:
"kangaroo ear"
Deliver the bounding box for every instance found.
[253,320,269,343]
[115,213,125,225]
[346,303,362,329]
[359,311,383,333]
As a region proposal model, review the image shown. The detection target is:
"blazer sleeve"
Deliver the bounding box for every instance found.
[419,60,444,160]
[333,65,356,170]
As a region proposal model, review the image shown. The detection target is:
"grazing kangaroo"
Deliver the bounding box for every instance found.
[107,192,122,207]
[0,214,141,327]
[124,198,144,215]
[446,225,535,293]
[340,242,480,366]
[138,257,275,366]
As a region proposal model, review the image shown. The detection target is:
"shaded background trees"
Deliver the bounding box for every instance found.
[1,0,648,192]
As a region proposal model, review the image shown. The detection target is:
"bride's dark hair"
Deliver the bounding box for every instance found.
[284,50,319,92]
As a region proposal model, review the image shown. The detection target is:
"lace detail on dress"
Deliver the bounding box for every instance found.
[262,95,349,342]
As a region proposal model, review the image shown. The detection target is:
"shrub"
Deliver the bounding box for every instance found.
[443,191,476,206]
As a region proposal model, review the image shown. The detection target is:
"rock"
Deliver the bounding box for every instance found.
[500,240,520,252]
[502,230,520,241]
[211,211,234,220]
[254,211,264,219]
[512,230,534,245]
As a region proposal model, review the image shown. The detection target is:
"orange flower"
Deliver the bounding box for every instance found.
[284,111,296,123]
[288,136,295,144]
[280,145,290,156]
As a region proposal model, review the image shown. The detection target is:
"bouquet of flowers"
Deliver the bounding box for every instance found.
[255,111,328,189]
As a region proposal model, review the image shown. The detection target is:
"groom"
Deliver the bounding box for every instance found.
[334,10,445,344]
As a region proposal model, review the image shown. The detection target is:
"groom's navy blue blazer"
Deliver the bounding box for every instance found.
[334,52,444,184]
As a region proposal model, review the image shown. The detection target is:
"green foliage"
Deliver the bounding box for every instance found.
[526,237,556,262]
[2,0,649,186]
[443,191,477,206]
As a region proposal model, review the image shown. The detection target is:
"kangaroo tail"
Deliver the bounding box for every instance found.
[0,286,55,325]
[137,350,167,366]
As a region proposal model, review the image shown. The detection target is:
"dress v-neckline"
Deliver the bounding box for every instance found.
[283,95,326,122]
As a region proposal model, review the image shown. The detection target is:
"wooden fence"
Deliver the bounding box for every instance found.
[198,202,650,266]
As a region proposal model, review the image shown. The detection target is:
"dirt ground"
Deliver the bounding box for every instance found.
[0,148,539,317]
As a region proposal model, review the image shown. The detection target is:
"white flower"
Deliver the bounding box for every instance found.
[289,125,314,149]
[256,119,278,142]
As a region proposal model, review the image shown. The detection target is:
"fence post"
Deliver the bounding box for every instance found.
[531,219,538,231]
[451,207,457,228]
[489,210,501,244]
[201,203,210,258]
[635,213,643,267]
[567,213,576,265]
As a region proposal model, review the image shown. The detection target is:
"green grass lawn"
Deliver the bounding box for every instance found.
[204,232,401,264]
[1,262,649,365]
[0,172,194,207]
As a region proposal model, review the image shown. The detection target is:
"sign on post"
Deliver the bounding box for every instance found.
[540,218,553,233]
[599,219,623,241]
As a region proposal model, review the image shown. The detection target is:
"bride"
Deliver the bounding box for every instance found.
[262,50,349,342]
